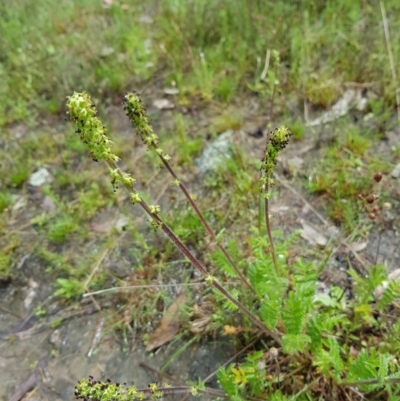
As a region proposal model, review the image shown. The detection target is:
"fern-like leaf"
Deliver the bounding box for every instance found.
[349,264,386,305]
[260,290,282,330]
[282,333,311,354]
[211,246,238,278]
[378,279,400,309]
[313,337,343,381]
[346,349,385,391]
[215,287,240,312]
[282,291,307,336]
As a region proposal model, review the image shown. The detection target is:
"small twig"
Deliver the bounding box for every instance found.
[138,362,175,383]
[82,281,241,298]
[269,83,276,122]
[380,1,400,133]
[375,229,382,264]
[87,318,104,357]
[83,248,110,291]
[260,49,271,81]
[342,376,400,387]
[348,386,366,400]
[0,305,22,318]
[344,81,380,88]
[343,388,354,401]
[274,174,326,223]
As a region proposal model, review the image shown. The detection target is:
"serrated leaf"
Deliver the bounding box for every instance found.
[313,338,343,380]
[346,349,383,391]
[282,334,311,354]
[282,292,307,335]
[211,246,238,278]
[260,293,281,330]
[378,280,400,309]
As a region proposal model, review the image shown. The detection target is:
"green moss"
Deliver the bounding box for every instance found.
[46,214,79,243]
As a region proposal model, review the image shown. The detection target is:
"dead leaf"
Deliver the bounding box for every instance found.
[9,358,48,401]
[189,316,211,334]
[114,215,129,231]
[348,241,367,252]
[99,46,115,57]
[146,293,186,351]
[391,162,400,179]
[12,195,27,212]
[270,205,290,213]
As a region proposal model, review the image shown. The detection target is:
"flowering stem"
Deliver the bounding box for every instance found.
[109,158,266,331]
[260,127,293,275]
[123,93,255,296]
[66,92,269,335]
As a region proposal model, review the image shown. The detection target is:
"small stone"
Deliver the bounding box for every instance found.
[195,131,234,174]
[29,167,52,187]
[391,163,400,179]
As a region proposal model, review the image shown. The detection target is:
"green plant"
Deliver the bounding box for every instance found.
[68,92,400,400]
[54,277,84,300]
[46,214,79,243]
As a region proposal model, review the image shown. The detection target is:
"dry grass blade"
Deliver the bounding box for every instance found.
[380,1,400,133]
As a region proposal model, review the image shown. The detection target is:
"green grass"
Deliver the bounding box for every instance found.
[1,0,399,124]
[2,0,398,235]
[307,123,393,231]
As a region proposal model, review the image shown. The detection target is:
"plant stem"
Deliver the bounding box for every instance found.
[123,94,255,296]
[159,154,256,296]
[260,127,292,275]
[264,178,279,275]
[107,159,271,335]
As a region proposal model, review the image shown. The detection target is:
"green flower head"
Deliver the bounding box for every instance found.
[66,92,119,163]
[261,126,292,187]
